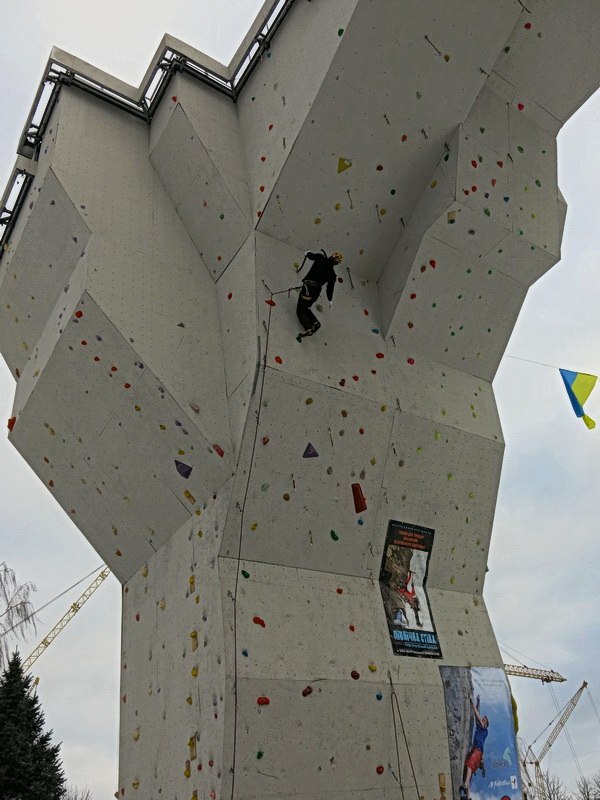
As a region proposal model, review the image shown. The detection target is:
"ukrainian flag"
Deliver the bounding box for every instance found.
[559,369,597,429]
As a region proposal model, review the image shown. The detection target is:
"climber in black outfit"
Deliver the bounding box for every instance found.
[296,249,343,340]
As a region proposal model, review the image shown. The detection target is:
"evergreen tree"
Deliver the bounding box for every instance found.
[0,651,66,800]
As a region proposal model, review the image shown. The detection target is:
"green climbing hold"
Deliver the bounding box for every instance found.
[241,570,250,579]
[338,28,344,36]
[416,91,422,99]
[484,208,491,217]
[535,179,542,187]
[330,530,339,541]
[517,146,524,153]
[257,751,264,759]
[504,46,510,53]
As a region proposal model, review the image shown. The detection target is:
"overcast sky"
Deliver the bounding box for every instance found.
[1,2,599,797]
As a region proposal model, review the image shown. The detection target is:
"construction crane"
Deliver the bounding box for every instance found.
[504,664,566,683]
[521,680,588,800]
[23,567,110,671]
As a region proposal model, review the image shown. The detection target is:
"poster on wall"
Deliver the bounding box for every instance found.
[440,666,522,800]
[378,519,442,658]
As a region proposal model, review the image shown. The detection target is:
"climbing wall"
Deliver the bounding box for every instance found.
[3,1,600,798]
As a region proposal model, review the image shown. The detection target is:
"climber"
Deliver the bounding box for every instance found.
[296,249,343,340]
[460,694,489,800]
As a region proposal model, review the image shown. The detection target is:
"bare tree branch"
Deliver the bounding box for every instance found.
[0,562,38,669]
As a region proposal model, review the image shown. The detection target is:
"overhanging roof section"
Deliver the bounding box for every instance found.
[0,0,296,258]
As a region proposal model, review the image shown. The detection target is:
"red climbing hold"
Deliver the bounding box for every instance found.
[111,366,118,372]
[407,358,415,365]
[407,322,414,329]
[524,21,532,29]
[262,436,270,445]
[497,160,504,168]
[349,624,355,632]
[94,356,100,362]
[339,379,346,387]
[351,670,360,680]
[352,483,367,513]
[471,185,477,192]
[336,587,343,594]
[376,164,384,171]
[375,352,384,359]
[491,178,497,187]
[401,134,408,142]
[135,613,140,622]
[363,308,369,315]
[274,356,283,364]
[302,686,313,697]
[265,299,276,306]
[463,189,470,195]
[517,103,525,111]
[7,417,16,432]
[74,310,83,318]
[471,160,477,168]
[257,696,270,706]
[352,375,359,382]
[81,340,87,346]
[429,259,436,268]
[260,156,267,161]
[376,765,385,775]
[172,95,178,102]
[268,124,274,130]
[124,383,131,389]
[227,292,233,300]
[253,616,266,628]
[359,428,365,435]
[213,444,224,458]
[410,293,417,300]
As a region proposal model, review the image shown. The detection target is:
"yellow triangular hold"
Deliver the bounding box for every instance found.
[337,157,352,173]
[582,414,596,430]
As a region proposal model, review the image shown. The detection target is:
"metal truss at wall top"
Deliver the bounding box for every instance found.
[0,0,297,259]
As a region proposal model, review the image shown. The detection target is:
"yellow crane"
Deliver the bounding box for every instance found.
[23,567,110,671]
[504,664,566,683]
[521,680,588,800]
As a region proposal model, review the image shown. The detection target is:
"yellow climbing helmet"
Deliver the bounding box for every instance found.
[331,251,343,264]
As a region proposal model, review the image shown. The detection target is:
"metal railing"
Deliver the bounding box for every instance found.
[0,0,298,259]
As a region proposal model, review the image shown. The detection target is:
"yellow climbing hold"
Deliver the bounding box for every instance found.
[370,457,377,466]
[335,203,341,210]
[178,449,185,456]
[434,431,441,440]
[381,404,388,412]
[184,490,196,504]
[189,575,195,591]
[305,397,314,405]
[250,522,258,531]
[430,180,438,188]
[132,779,140,790]
[190,631,198,651]
[159,598,166,610]
[368,663,377,672]
[141,565,148,577]
[160,424,166,430]
[186,695,193,705]
[338,157,353,173]
[184,760,191,777]
[191,666,199,677]
[132,728,140,741]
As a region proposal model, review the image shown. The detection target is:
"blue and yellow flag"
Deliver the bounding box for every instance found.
[559,369,597,429]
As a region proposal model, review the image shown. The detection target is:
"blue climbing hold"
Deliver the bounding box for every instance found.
[303,442,319,458]
[174,460,193,479]
[242,649,249,657]
[376,692,383,701]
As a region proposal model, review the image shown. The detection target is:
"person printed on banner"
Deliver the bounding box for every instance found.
[460,693,489,800]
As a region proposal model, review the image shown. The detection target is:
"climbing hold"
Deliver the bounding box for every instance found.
[274,355,283,364]
[517,102,525,111]
[337,157,352,173]
[250,522,258,531]
[368,663,377,672]
[7,417,16,432]
[376,765,385,775]
[257,696,270,706]
[524,21,532,29]
[191,666,199,677]
[471,159,477,168]
[262,436,270,445]
[212,444,224,457]
[253,616,266,628]
[352,375,359,382]
[74,310,83,319]
[184,490,196,504]
[303,442,319,458]
[410,293,417,299]
[336,587,343,594]
[376,692,383,701]
[241,570,250,579]
[242,649,249,657]
[302,686,313,697]
[190,631,199,651]
[330,530,339,541]
[338,27,344,36]
[376,164,384,171]
[352,483,367,513]
[132,728,140,741]
[257,751,264,759]
[186,696,193,705]
[175,460,193,479]
[351,670,360,680]
[265,299,276,306]
[375,352,384,359]
[305,397,314,405]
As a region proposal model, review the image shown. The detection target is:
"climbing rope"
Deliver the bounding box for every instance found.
[388,670,422,800]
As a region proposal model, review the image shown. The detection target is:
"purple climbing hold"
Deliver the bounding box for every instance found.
[303,442,319,458]
[175,460,193,479]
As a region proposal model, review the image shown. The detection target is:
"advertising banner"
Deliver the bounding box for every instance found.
[379,519,441,658]
[440,666,522,800]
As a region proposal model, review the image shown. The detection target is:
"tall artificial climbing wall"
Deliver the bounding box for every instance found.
[2,1,600,798]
